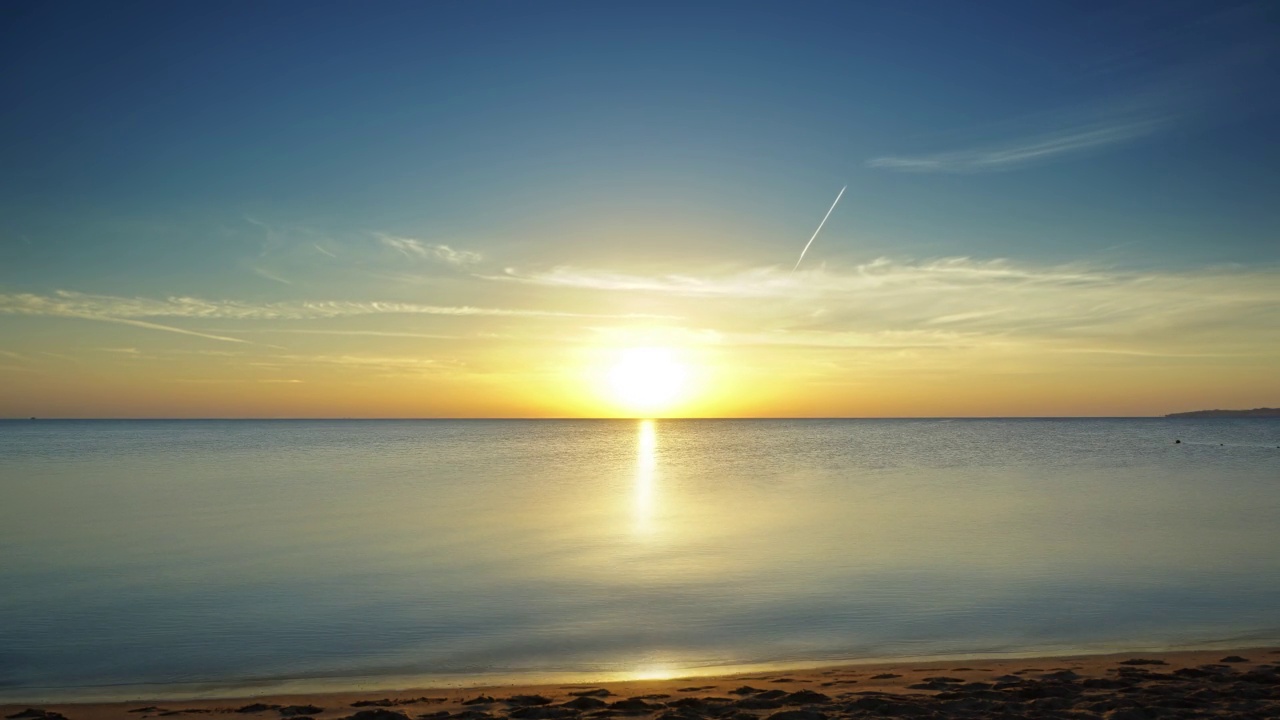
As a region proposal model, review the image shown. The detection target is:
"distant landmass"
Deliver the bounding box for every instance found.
[1166,407,1280,418]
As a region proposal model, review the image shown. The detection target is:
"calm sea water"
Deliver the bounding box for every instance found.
[2,418,1279,700]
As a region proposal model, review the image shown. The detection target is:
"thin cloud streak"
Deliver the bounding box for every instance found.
[71,314,252,344]
[585,324,976,351]
[490,258,1280,351]
[1050,348,1250,358]
[867,119,1163,173]
[247,353,468,379]
[489,259,1116,298]
[861,31,1251,176]
[0,290,671,323]
[251,266,293,285]
[483,266,803,297]
[226,329,461,340]
[378,234,482,266]
[794,185,846,271]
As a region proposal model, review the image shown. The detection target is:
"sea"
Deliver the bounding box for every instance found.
[1,418,1278,701]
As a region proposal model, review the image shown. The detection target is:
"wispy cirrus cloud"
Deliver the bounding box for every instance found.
[483,265,807,297]
[866,119,1164,173]
[378,234,482,266]
[238,221,486,289]
[75,315,252,344]
[862,7,1265,177]
[250,265,293,285]
[226,328,461,340]
[0,290,670,338]
[488,259,1115,299]
[249,353,453,376]
[862,17,1274,178]
[490,258,1280,354]
[582,324,976,351]
[166,377,304,384]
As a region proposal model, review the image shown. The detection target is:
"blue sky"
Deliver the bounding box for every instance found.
[1,1,1278,417]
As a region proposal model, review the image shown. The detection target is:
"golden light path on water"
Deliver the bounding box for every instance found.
[629,418,679,679]
[633,419,657,537]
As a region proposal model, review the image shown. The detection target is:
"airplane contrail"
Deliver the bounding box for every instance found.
[792,184,846,272]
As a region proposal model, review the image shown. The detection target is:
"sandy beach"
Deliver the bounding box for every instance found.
[6,647,1279,720]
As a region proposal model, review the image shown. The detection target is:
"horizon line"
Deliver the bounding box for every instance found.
[0,414,1229,421]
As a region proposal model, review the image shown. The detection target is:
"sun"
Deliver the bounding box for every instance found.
[608,347,687,415]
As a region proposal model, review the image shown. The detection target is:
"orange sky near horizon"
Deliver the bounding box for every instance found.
[3,2,1279,420]
[2,262,1276,419]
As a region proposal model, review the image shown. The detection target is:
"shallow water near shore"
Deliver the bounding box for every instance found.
[2,418,1279,701]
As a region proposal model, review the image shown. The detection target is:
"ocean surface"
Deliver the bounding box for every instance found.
[1,418,1279,701]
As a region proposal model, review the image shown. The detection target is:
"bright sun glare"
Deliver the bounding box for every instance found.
[608,347,687,415]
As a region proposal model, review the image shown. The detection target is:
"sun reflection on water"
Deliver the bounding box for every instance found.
[634,419,657,536]
[628,664,675,681]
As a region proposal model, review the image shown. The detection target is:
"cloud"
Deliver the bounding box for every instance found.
[0,290,669,325]
[861,21,1257,177]
[228,329,460,340]
[490,258,1280,354]
[4,257,1274,370]
[862,7,1272,178]
[378,234,482,266]
[247,353,461,378]
[237,221,482,287]
[71,314,252,344]
[867,119,1163,173]
[483,265,804,297]
[489,259,1113,299]
[583,324,975,351]
[250,266,293,285]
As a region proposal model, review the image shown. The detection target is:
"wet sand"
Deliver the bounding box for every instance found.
[5,647,1279,720]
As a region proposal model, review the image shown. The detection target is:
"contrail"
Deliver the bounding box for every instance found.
[792,184,846,272]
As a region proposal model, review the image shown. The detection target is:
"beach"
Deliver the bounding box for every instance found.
[6,647,1279,720]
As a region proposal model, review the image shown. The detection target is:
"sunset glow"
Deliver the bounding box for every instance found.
[607,348,688,416]
[0,2,1276,419]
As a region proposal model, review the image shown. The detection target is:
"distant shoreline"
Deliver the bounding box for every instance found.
[1165,408,1280,418]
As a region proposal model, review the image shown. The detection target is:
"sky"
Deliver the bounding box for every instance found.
[1,0,1278,418]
